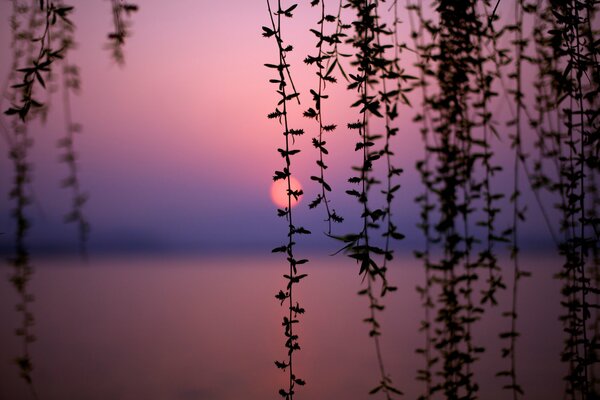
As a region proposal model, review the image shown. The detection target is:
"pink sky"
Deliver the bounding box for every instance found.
[0,1,554,253]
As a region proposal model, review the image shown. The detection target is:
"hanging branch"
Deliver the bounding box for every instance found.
[496,1,531,397]
[304,0,344,232]
[56,15,90,255]
[585,2,600,385]
[423,1,491,397]
[460,3,505,395]
[374,0,407,278]
[106,0,138,65]
[530,5,579,393]
[559,2,597,397]
[4,2,74,121]
[264,1,309,399]
[407,1,436,396]
[527,1,599,397]
[2,0,139,393]
[484,0,561,249]
[475,1,507,310]
[339,0,401,397]
[2,2,76,397]
[324,0,353,81]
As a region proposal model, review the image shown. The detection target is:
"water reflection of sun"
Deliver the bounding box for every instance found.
[270,176,302,209]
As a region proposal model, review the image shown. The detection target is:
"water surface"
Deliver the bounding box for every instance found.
[0,253,566,399]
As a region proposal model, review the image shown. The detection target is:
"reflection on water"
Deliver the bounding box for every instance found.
[0,254,564,399]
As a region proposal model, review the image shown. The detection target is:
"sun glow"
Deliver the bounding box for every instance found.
[270,176,302,209]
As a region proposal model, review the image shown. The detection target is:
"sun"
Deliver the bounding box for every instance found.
[270,176,303,209]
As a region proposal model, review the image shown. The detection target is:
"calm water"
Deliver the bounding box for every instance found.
[0,253,567,399]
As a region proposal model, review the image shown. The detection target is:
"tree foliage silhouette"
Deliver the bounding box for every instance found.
[1,1,137,396]
[1,1,599,399]
[264,0,599,399]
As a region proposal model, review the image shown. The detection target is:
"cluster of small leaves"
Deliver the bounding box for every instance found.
[411,1,514,398]
[374,0,409,279]
[6,120,37,398]
[107,0,138,65]
[472,4,509,312]
[260,1,600,399]
[4,2,74,122]
[526,1,600,398]
[2,2,138,395]
[304,0,348,232]
[342,0,403,397]
[494,2,534,398]
[265,1,309,398]
[267,1,407,398]
[1,2,54,397]
[9,240,38,400]
[406,1,436,395]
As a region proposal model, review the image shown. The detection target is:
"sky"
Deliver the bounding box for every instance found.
[0,0,556,254]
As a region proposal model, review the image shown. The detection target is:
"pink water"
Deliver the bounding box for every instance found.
[0,253,567,399]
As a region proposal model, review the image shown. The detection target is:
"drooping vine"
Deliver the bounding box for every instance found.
[264,1,309,399]
[496,1,530,397]
[474,1,507,312]
[407,1,436,396]
[527,1,600,397]
[0,0,598,399]
[1,2,143,396]
[304,0,345,232]
[2,2,77,396]
[56,17,90,256]
[374,0,407,277]
[166,0,600,399]
[418,1,497,397]
[5,2,73,122]
[340,0,402,397]
[106,0,138,65]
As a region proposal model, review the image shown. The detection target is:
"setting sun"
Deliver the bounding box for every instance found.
[270,176,302,209]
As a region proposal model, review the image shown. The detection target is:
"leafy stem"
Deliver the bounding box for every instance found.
[265,1,308,399]
[305,0,344,232]
[106,0,139,65]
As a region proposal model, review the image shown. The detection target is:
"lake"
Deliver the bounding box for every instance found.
[0,253,570,399]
